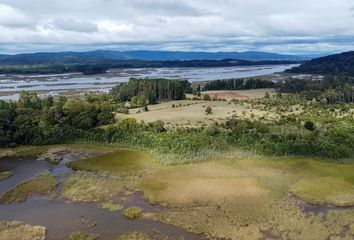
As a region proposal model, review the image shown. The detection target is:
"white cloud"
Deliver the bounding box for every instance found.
[0,0,353,54]
[51,18,98,33]
[0,3,33,28]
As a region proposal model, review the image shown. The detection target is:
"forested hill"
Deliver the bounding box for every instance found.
[287,51,354,76]
[0,50,306,62]
[0,58,300,75]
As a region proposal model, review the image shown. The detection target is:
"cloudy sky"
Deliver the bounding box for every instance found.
[0,0,353,54]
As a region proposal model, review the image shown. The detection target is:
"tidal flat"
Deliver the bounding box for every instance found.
[1,144,354,239]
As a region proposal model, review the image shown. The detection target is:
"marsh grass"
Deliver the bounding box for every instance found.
[101,202,123,211]
[117,231,149,240]
[124,207,143,219]
[49,145,354,239]
[61,172,124,202]
[68,148,154,177]
[0,221,46,240]
[0,171,12,181]
[0,172,58,203]
[291,177,354,206]
[140,157,354,239]
[69,231,100,240]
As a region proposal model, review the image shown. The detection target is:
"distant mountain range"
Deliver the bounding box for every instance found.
[287,51,354,76]
[0,50,313,65]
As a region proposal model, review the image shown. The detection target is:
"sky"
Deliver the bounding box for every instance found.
[0,0,353,54]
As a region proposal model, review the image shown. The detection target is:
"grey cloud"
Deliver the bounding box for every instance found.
[52,18,98,33]
[0,0,353,54]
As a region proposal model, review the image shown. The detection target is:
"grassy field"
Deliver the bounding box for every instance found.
[202,88,276,100]
[115,89,282,129]
[116,100,271,129]
[67,148,354,240]
[0,221,46,240]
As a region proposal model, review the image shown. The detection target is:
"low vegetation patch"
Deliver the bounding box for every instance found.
[101,202,123,211]
[0,172,58,203]
[140,157,354,239]
[117,231,149,240]
[61,172,124,202]
[291,177,354,206]
[69,231,100,240]
[123,207,143,219]
[0,171,12,181]
[0,221,46,240]
[68,149,153,177]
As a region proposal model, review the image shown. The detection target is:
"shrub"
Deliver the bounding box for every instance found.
[124,207,143,219]
[304,121,315,131]
[203,94,211,101]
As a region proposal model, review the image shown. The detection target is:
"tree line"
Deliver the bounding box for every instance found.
[276,76,354,104]
[110,78,191,104]
[202,78,275,91]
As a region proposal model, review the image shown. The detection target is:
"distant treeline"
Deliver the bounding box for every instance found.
[110,78,191,104]
[202,78,275,91]
[0,58,299,75]
[276,76,354,103]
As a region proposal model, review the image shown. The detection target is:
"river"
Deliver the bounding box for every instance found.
[0,64,297,100]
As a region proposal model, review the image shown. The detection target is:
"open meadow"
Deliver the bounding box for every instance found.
[115,89,277,129]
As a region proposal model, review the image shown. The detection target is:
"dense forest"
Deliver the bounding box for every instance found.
[202,78,275,91]
[0,92,114,146]
[288,51,354,76]
[110,78,191,104]
[277,76,354,103]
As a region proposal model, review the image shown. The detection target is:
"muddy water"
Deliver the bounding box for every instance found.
[0,156,203,240]
[0,157,52,194]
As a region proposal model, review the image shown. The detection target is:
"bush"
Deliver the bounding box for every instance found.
[124,207,143,219]
[304,121,315,131]
[203,94,211,101]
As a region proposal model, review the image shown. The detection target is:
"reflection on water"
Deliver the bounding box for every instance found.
[0,64,298,100]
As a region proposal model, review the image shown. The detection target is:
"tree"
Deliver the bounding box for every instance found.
[131,96,138,107]
[138,96,147,107]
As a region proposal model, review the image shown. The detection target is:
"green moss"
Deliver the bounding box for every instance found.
[123,207,143,219]
[101,202,123,211]
[0,171,12,181]
[0,172,58,203]
[69,232,100,240]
